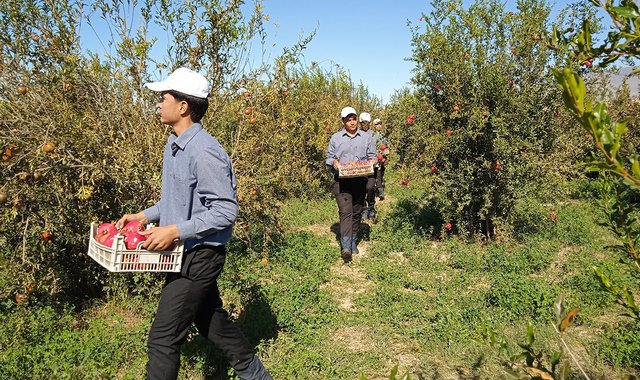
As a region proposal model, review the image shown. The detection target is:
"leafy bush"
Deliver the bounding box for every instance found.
[384,0,570,239]
[0,0,381,304]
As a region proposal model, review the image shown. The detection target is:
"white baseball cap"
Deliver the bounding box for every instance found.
[340,106,357,118]
[373,118,381,125]
[145,67,211,99]
[359,112,371,122]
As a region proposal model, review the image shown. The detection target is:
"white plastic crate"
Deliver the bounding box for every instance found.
[338,160,374,178]
[87,222,183,272]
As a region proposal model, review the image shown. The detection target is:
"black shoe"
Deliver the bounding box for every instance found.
[369,209,377,220]
[341,250,352,263]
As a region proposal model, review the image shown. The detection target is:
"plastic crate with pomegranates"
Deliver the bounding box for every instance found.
[338,160,374,178]
[87,221,183,272]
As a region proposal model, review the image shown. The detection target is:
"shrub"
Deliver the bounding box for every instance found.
[385,0,572,239]
[0,0,382,303]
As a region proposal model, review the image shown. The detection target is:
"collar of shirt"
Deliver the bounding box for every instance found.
[170,123,203,156]
[341,128,361,138]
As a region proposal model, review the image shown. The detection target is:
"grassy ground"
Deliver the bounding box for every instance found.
[2,176,639,379]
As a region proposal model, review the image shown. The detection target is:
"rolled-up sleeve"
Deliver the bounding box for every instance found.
[176,148,238,240]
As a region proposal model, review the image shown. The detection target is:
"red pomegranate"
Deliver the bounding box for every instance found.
[122,220,145,235]
[124,232,147,250]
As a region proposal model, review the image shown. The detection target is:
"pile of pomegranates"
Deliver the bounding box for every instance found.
[94,221,147,250]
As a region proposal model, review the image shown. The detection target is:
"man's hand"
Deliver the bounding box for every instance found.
[141,225,179,251]
[333,159,340,170]
[116,212,148,230]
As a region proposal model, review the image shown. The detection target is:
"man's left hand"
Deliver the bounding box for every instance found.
[141,225,180,251]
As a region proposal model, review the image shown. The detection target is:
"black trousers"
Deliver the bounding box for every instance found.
[365,170,377,207]
[376,164,385,195]
[332,177,367,241]
[146,246,255,380]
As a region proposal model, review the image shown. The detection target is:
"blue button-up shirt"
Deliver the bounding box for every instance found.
[325,128,377,167]
[373,131,388,146]
[143,123,237,251]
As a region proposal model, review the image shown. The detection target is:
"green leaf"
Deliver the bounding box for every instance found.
[551,351,562,367]
[551,25,559,46]
[510,352,529,363]
[389,364,398,380]
[587,162,616,171]
[526,322,535,346]
[559,360,571,380]
[601,128,614,146]
[594,267,613,289]
[631,158,640,178]
[566,69,586,114]
[614,120,628,136]
[611,6,640,19]
[624,289,637,308]
[553,296,564,322]
[622,175,640,190]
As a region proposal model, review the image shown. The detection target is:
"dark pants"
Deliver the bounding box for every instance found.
[146,246,255,380]
[332,177,367,245]
[375,164,385,197]
[365,171,376,208]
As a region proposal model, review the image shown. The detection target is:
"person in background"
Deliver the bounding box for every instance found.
[116,67,272,380]
[358,112,377,221]
[326,107,377,262]
[373,118,389,201]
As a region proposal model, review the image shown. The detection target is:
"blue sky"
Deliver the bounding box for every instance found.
[80,1,580,103]
[242,0,578,103]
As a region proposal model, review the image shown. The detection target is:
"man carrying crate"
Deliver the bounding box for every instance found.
[326,106,377,262]
[116,68,271,380]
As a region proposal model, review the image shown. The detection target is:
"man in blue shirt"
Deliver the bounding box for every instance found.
[326,107,377,262]
[116,68,271,380]
[358,112,377,221]
[372,118,389,201]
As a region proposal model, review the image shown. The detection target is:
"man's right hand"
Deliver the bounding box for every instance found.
[115,212,148,230]
[333,159,340,170]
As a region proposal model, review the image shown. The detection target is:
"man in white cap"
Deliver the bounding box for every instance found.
[326,106,377,262]
[358,112,377,221]
[116,67,272,380]
[372,118,389,201]
[359,112,372,132]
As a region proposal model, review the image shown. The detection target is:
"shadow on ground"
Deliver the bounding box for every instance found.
[386,198,444,237]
